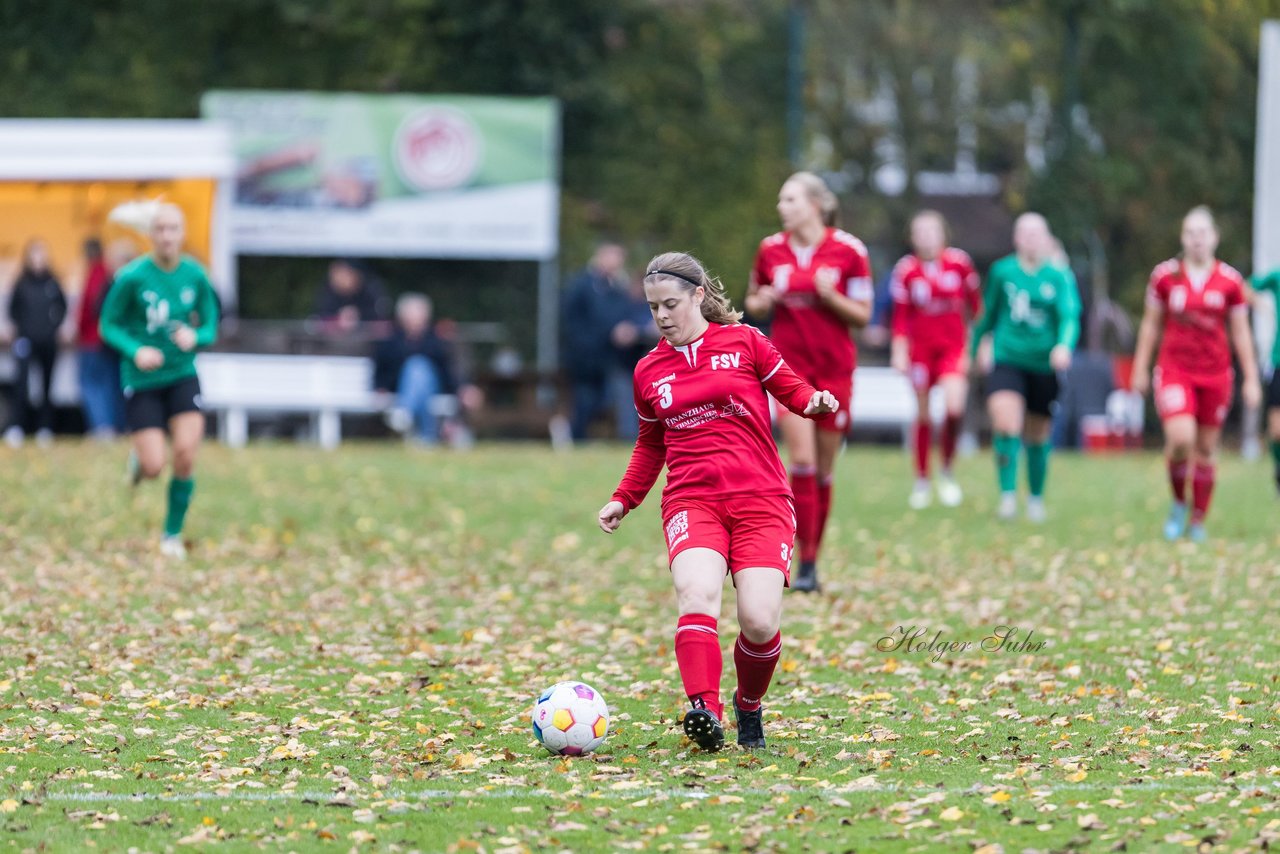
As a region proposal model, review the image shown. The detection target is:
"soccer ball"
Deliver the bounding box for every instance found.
[532,681,609,756]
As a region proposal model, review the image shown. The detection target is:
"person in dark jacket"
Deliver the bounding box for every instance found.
[313,258,390,333]
[608,275,660,441]
[373,293,465,445]
[6,239,68,447]
[562,243,629,441]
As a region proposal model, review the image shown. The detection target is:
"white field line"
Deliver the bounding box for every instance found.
[35,779,1277,806]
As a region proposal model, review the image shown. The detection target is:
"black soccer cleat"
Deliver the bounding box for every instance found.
[682,698,725,752]
[792,560,820,593]
[733,693,766,749]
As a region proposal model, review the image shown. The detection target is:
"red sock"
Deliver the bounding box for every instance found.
[791,468,819,563]
[675,614,722,719]
[1191,462,1215,524]
[914,420,931,479]
[814,476,833,552]
[734,631,782,712]
[941,414,961,471]
[1168,458,1188,504]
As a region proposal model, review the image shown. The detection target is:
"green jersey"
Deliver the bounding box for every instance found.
[972,254,1080,372]
[99,255,220,392]
[1251,269,1280,366]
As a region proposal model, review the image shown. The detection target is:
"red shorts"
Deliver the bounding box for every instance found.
[772,371,853,433]
[909,344,967,391]
[662,494,795,584]
[1154,366,1233,428]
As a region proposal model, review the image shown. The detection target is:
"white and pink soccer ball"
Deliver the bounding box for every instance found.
[532,681,610,756]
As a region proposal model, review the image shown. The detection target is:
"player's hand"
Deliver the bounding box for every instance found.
[976,338,994,375]
[1130,371,1150,397]
[171,325,197,352]
[134,346,164,371]
[751,286,778,313]
[598,500,627,534]
[804,390,839,416]
[814,267,840,300]
[890,339,911,374]
[1049,345,1072,372]
[1242,377,1263,410]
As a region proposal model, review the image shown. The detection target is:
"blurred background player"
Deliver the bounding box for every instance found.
[99,204,220,559]
[971,213,1080,522]
[598,252,838,751]
[1131,207,1261,541]
[889,210,981,509]
[745,172,872,592]
[4,238,68,448]
[1250,266,1280,494]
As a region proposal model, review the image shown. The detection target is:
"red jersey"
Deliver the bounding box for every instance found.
[1146,258,1246,378]
[752,228,873,379]
[889,248,980,349]
[611,323,819,513]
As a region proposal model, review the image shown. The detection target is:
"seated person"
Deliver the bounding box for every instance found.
[374,293,477,444]
[313,259,390,333]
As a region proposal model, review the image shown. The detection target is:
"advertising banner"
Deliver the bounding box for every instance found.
[202,91,559,260]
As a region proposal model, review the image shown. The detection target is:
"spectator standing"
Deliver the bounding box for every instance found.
[76,238,130,439]
[562,243,629,441]
[5,239,68,448]
[608,275,660,441]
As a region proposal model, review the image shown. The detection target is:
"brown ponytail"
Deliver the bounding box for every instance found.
[644,251,743,324]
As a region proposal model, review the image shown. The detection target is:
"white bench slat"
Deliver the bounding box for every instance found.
[196,352,455,448]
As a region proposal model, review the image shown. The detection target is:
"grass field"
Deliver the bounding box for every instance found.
[0,440,1277,852]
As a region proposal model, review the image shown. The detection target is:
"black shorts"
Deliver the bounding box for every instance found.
[125,376,204,433]
[986,363,1060,417]
[1268,370,1280,411]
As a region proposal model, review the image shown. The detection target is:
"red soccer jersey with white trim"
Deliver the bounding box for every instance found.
[611,323,819,513]
[752,228,873,378]
[889,247,981,349]
[1146,258,1246,378]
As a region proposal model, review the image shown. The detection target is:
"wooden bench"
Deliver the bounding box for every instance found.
[850,366,945,442]
[196,352,456,449]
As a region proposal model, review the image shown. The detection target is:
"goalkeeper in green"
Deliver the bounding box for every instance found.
[971,213,1080,522]
[99,203,220,559]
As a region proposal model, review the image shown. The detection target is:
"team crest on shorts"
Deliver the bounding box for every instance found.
[665,511,690,549]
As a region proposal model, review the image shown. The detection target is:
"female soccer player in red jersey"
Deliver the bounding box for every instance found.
[744,172,873,592]
[889,210,981,509]
[1131,206,1262,542]
[598,252,839,752]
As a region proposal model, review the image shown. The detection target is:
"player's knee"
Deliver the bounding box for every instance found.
[674,583,719,617]
[138,456,165,479]
[738,605,780,643]
[172,448,198,477]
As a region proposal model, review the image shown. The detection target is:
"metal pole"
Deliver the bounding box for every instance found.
[536,257,560,409]
[786,0,807,166]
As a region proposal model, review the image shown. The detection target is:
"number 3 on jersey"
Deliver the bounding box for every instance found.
[658,383,673,409]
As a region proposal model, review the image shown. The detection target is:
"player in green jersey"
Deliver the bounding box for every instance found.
[1250,267,1280,493]
[99,204,219,559]
[971,213,1080,522]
